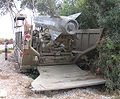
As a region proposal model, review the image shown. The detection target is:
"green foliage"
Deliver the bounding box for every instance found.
[60,0,79,15]
[96,37,120,90]
[78,0,99,28]
[60,0,99,28]
[93,0,120,91]
[21,0,58,15]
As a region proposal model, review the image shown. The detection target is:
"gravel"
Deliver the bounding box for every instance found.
[0,53,115,99]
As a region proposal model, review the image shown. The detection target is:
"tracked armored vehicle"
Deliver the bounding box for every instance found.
[14,13,105,91]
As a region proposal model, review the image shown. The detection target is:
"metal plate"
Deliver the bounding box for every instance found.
[32,64,106,91]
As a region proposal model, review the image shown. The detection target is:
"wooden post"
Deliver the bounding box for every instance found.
[5,41,8,60]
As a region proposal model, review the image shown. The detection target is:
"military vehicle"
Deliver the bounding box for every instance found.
[14,13,105,91]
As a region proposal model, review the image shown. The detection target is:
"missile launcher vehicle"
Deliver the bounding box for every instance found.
[14,13,105,91]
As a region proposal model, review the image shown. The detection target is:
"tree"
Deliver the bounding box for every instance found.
[60,0,79,16]
[94,0,120,91]
[0,0,13,15]
[20,0,60,16]
[60,0,99,28]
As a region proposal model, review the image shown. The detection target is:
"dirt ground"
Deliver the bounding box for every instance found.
[0,53,116,99]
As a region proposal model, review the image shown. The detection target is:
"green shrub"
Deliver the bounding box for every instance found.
[95,0,120,91]
[95,37,120,90]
